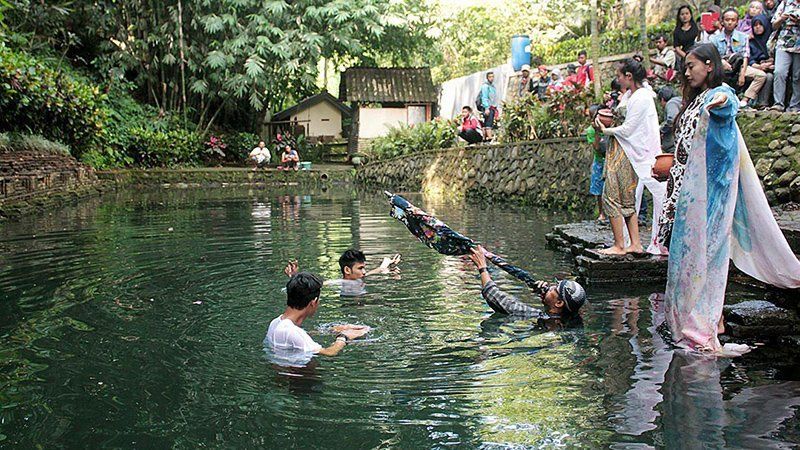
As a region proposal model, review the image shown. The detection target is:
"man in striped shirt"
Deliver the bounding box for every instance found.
[468,246,586,323]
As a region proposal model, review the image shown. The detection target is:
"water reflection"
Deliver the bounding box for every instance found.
[0,188,798,448]
[608,293,800,449]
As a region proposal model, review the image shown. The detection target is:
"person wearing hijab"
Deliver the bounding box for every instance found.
[548,68,564,91]
[749,14,775,107]
[737,1,764,36]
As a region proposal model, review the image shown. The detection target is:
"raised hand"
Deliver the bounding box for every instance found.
[283,260,299,278]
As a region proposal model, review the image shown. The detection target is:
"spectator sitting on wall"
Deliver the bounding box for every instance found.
[548,68,565,92]
[576,50,595,87]
[535,65,550,100]
[673,5,700,72]
[563,64,580,88]
[480,71,500,141]
[657,86,683,153]
[457,106,484,145]
[651,34,677,81]
[280,144,300,171]
[749,14,775,108]
[515,64,535,99]
[737,1,764,36]
[249,140,271,171]
[712,8,767,108]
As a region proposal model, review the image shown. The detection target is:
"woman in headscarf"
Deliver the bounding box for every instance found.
[737,1,764,36]
[749,14,775,107]
[663,43,800,355]
[548,68,564,92]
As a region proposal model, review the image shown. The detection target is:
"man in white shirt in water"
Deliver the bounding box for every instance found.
[265,272,369,358]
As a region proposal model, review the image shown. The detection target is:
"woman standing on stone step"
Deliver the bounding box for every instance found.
[594,58,666,256]
[663,43,800,356]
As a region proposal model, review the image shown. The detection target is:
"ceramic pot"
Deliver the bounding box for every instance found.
[597,108,614,127]
[653,153,675,180]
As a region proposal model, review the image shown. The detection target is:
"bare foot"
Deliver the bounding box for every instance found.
[717,317,725,335]
[599,246,626,255]
[623,245,645,254]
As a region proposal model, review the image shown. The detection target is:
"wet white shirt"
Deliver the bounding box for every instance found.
[265,315,321,353]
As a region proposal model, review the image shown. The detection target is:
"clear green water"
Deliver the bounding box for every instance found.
[1,187,799,448]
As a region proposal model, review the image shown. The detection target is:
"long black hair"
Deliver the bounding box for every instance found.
[674,43,724,126]
[674,5,699,44]
[675,5,698,31]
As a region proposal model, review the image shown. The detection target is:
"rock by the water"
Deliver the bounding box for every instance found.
[724,300,798,327]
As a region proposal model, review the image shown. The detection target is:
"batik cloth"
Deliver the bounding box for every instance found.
[387,193,476,256]
[602,138,638,218]
[656,90,709,249]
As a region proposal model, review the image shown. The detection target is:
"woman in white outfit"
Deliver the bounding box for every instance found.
[595,58,668,256]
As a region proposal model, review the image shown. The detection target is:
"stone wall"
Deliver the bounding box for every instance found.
[357,137,593,209]
[738,111,800,204]
[357,112,800,209]
[0,150,100,220]
[96,167,354,186]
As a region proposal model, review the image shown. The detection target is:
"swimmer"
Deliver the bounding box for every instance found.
[265,272,369,357]
[284,249,401,295]
[468,246,587,326]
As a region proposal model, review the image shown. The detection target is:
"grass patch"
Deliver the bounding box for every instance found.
[0,132,71,155]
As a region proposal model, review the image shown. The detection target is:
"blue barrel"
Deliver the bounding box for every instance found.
[510,35,531,71]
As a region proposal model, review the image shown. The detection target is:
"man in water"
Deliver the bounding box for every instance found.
[467,246,586,326]
[265,272,369,360]
[284,249,401,295]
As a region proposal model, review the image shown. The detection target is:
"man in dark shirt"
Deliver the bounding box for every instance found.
[467,246,586,321]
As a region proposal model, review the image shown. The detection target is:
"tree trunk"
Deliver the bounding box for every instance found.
[176,0,188,127]
[640,0,651,70]
[590,0,602,102]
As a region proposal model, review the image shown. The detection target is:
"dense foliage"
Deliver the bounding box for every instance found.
[368,119,458,160]
[500,87,593,142]
[4,0,437,132]
[531,22,674,65]
[0,42,107,157]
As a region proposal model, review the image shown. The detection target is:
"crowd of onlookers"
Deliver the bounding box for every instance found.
[457,0,799,145]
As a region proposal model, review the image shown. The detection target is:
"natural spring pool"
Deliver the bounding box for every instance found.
[1,187,798,448]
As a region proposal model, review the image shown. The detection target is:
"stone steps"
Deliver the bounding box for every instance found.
[547,215,800,286]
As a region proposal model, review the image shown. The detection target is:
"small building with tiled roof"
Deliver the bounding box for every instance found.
[340,67,437,154]
[269,92,351,144]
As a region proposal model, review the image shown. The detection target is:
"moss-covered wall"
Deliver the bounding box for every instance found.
[357,137,593,209]
[737,111,800,204]
[357,112,800,208]
[96,167,354,186]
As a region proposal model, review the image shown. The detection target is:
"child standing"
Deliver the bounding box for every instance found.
[586,105,606,222]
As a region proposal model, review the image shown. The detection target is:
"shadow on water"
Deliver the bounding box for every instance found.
[0,186,797,447]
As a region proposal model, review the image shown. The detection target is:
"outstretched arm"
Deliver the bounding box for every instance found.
[316,326,369,356]
[469,247,543,317]
[365,254,401,277]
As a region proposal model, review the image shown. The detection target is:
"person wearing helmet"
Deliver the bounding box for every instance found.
[468,246,587,324]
